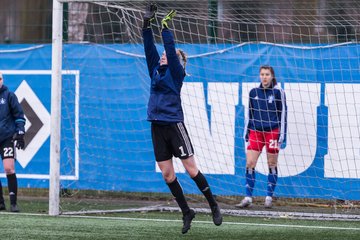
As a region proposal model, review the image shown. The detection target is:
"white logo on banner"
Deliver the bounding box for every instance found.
[15,80,51,168]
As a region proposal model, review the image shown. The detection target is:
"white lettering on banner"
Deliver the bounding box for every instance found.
[155,82,360,179]
[325,84,360,178]
[242,83,320,177]
[185,82,239,174]
[279,83,320,176]
[155,82,239,174]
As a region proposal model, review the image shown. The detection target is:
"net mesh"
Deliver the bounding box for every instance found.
[58,0,360,218]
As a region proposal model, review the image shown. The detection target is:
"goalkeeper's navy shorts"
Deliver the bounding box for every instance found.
[151,122,194,162]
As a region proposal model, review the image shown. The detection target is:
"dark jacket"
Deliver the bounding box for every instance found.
[0,85,26,143]
[143,28,186,123]
[244,82,287,143]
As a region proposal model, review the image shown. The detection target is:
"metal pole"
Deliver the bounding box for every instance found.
[49,0,63,216]
[208,0,218,43]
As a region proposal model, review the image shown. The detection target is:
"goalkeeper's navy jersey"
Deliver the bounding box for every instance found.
[0,85,26,143]
[143,28,186,123]
[244,83,287,142]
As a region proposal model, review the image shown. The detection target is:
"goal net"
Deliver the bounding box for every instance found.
[54,0,360,219]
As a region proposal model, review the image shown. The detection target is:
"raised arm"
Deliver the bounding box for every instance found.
[161,10,185,80]
[162,29,185,79]
[143,29,160,77]
[142,3,160,77]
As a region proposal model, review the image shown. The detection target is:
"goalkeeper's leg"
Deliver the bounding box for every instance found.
[157,160,195,234]
[182,156,222,226]
[158,160,191,214]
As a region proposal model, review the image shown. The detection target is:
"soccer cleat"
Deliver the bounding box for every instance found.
[235,197,253,208]
[211,205,223,226]
[264,196,273,208]
[182,209,195,234]
[0,202,5,211]
[10,204,20,212]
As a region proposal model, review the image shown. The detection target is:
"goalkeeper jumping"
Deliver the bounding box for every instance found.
[142,3,222,234]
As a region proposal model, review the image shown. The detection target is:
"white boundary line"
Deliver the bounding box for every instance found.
[1,212,359,231]
[62,206,360,221]
[0,70,80,180]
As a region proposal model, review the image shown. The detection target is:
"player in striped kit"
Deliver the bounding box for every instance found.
[236,65,287,209]
[142,4,222,234]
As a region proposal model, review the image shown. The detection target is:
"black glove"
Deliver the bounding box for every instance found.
[143,3,157,29]
[13,131,25,150]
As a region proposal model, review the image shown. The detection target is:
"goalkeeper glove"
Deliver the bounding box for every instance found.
[161,10,176,29]
[13,130,25,150]
[143,3,157,29]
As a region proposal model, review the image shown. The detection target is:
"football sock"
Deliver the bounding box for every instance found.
[7,173,17,205]
[192,171,217,207]
[245,168,256,197]
[167,177,190,214]
[0,181,4,203]
[267,167,278,197]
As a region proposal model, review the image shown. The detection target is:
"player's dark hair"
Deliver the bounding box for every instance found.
[260,65,277,85]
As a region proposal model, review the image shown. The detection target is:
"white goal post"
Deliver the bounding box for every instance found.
[51,0,151,217]
[50,0,63,216]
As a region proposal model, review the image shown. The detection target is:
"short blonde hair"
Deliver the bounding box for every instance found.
[0,72,3,79]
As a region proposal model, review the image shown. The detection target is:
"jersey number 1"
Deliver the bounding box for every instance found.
[179,146,186,157]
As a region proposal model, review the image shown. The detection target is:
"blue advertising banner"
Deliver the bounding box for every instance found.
[0,43,359,200]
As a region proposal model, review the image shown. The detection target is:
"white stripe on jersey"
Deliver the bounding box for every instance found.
[275,85,286,142]
[244,100,250,140]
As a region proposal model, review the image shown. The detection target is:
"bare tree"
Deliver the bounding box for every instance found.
[68,3,89,42]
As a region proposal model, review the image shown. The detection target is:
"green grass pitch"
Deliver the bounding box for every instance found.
[1,211,360,239]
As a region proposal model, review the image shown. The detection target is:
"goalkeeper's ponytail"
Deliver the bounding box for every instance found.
[177,49,187,71]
